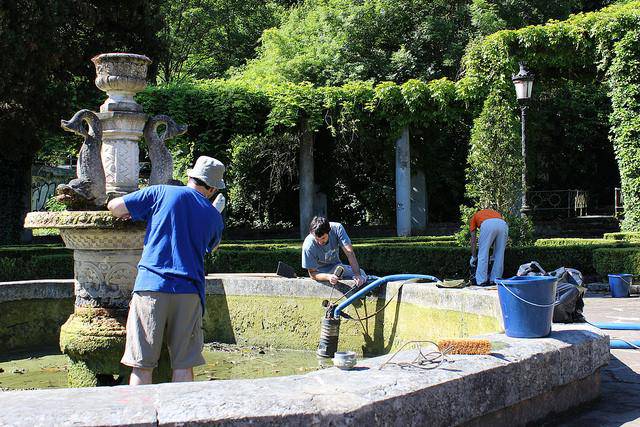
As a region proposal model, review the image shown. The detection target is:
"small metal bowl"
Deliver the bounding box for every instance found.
[332,351,357,370]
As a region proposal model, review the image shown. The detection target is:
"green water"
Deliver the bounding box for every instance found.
[0,344,323,391]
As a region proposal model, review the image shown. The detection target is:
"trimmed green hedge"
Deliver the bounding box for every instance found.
[1,239,637,281]
[0,245,72,282]
[0,244,68,256]
[603,232,640,242]
[0,254,73,282]
[210,244,609,279]
[593,247,640,277]
[534,238,620,247]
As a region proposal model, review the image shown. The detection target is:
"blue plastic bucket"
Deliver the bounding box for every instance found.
[496,276,558,338]
[608,274,632,298]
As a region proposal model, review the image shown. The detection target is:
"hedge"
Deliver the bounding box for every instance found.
[210,244,608,279]
[534,238,621,247]
[0,244,68,257]
[593,247,640,277]
[603,232,640,242]
[0,254,73,282]
[1,240,636,282]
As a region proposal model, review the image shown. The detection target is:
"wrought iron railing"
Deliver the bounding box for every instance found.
[31,181,59,211]
[615,187,624,216]
[527,190,588,217]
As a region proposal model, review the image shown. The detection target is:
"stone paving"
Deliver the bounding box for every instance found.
[550,292,640,427]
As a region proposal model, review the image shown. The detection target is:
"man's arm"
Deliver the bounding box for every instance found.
[342,244,365,286]
[107,197,131,219]
[308,268,339,285]
[470,230,477,258]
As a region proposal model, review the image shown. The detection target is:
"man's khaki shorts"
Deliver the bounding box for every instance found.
[121,291,205,369]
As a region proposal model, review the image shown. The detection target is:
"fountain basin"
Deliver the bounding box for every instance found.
[0,275,609,426]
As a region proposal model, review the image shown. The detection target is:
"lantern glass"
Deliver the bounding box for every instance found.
[514,79,533,100]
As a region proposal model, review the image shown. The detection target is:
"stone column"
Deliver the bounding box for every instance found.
[395,127,411,237]
[411,170,427,233]
[314,188,327,218]
[299,127,314,239]
[98,112,147,195]
[92,53,151,196]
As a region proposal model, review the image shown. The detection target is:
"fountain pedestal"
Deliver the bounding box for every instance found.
[23,53,181,386]
[24,212,155,385]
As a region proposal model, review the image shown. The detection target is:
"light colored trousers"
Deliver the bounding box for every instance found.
[476,218,509,285]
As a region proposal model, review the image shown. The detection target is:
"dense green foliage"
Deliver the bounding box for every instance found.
[227,133,299,227]
[138,78,469,226]
[156,0,288,82]
[0,254,73,282]
[465,91,521,213]
[238,0,610,85]
[459,0,640,223]
[17,0,640,242]
[593,247,640,276]
[239,0,471,85]
[608,28,640,230]
[134,1,640,231]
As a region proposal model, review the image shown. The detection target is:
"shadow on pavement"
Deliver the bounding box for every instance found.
[544,353,640,426]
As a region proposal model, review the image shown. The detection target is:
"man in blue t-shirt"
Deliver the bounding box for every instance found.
[302,216,367,286]
[107,156,225,385]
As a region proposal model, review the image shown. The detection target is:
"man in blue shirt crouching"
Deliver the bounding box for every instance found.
[107,156,225,385]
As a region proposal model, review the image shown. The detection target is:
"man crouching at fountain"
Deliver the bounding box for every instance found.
[303,216,367,287]
[107,156,225,385]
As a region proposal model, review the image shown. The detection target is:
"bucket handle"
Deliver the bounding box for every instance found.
[499,283,560,308]
[610,274,633,286]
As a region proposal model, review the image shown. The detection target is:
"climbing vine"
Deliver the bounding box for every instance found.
[136,1,640,230]
[608,28,640,231]
[459,1,640,229]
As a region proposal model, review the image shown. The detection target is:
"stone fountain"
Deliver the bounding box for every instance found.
[24,53,186,386]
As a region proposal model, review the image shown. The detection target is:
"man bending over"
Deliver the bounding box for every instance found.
[302,216,367,286]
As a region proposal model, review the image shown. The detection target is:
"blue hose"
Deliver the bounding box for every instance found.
[333,274,440,319]
[610,339,640,349]
[590,322,640,331]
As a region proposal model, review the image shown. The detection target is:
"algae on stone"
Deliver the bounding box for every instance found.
[204,294,501,356]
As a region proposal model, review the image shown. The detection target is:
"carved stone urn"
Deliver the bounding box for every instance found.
[93,53,151,196]
[24,53,183,386]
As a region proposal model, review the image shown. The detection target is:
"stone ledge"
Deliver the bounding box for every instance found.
[205,274,502,320]
[24,211,145,230]
[0,280,74,303]
[0,326,609,426]
[587,282,640,294]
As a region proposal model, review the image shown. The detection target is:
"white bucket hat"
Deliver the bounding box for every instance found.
[187,156,226,189]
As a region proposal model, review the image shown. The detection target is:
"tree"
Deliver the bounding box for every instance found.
[238,0,612,86]
[156,0,288,83]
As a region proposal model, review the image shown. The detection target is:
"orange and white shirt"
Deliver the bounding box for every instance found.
[469,209,503,232]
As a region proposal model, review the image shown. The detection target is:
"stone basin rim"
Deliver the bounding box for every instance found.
[0,275,611,425]
[24,211,145,230]
[91,53,152,64]
[0,326,608,426]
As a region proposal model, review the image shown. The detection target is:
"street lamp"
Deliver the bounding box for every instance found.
[512,62,534,216]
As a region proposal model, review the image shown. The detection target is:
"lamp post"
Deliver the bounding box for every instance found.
[512,62,535,217]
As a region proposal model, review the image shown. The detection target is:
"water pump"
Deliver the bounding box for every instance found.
[316,274,441,358]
